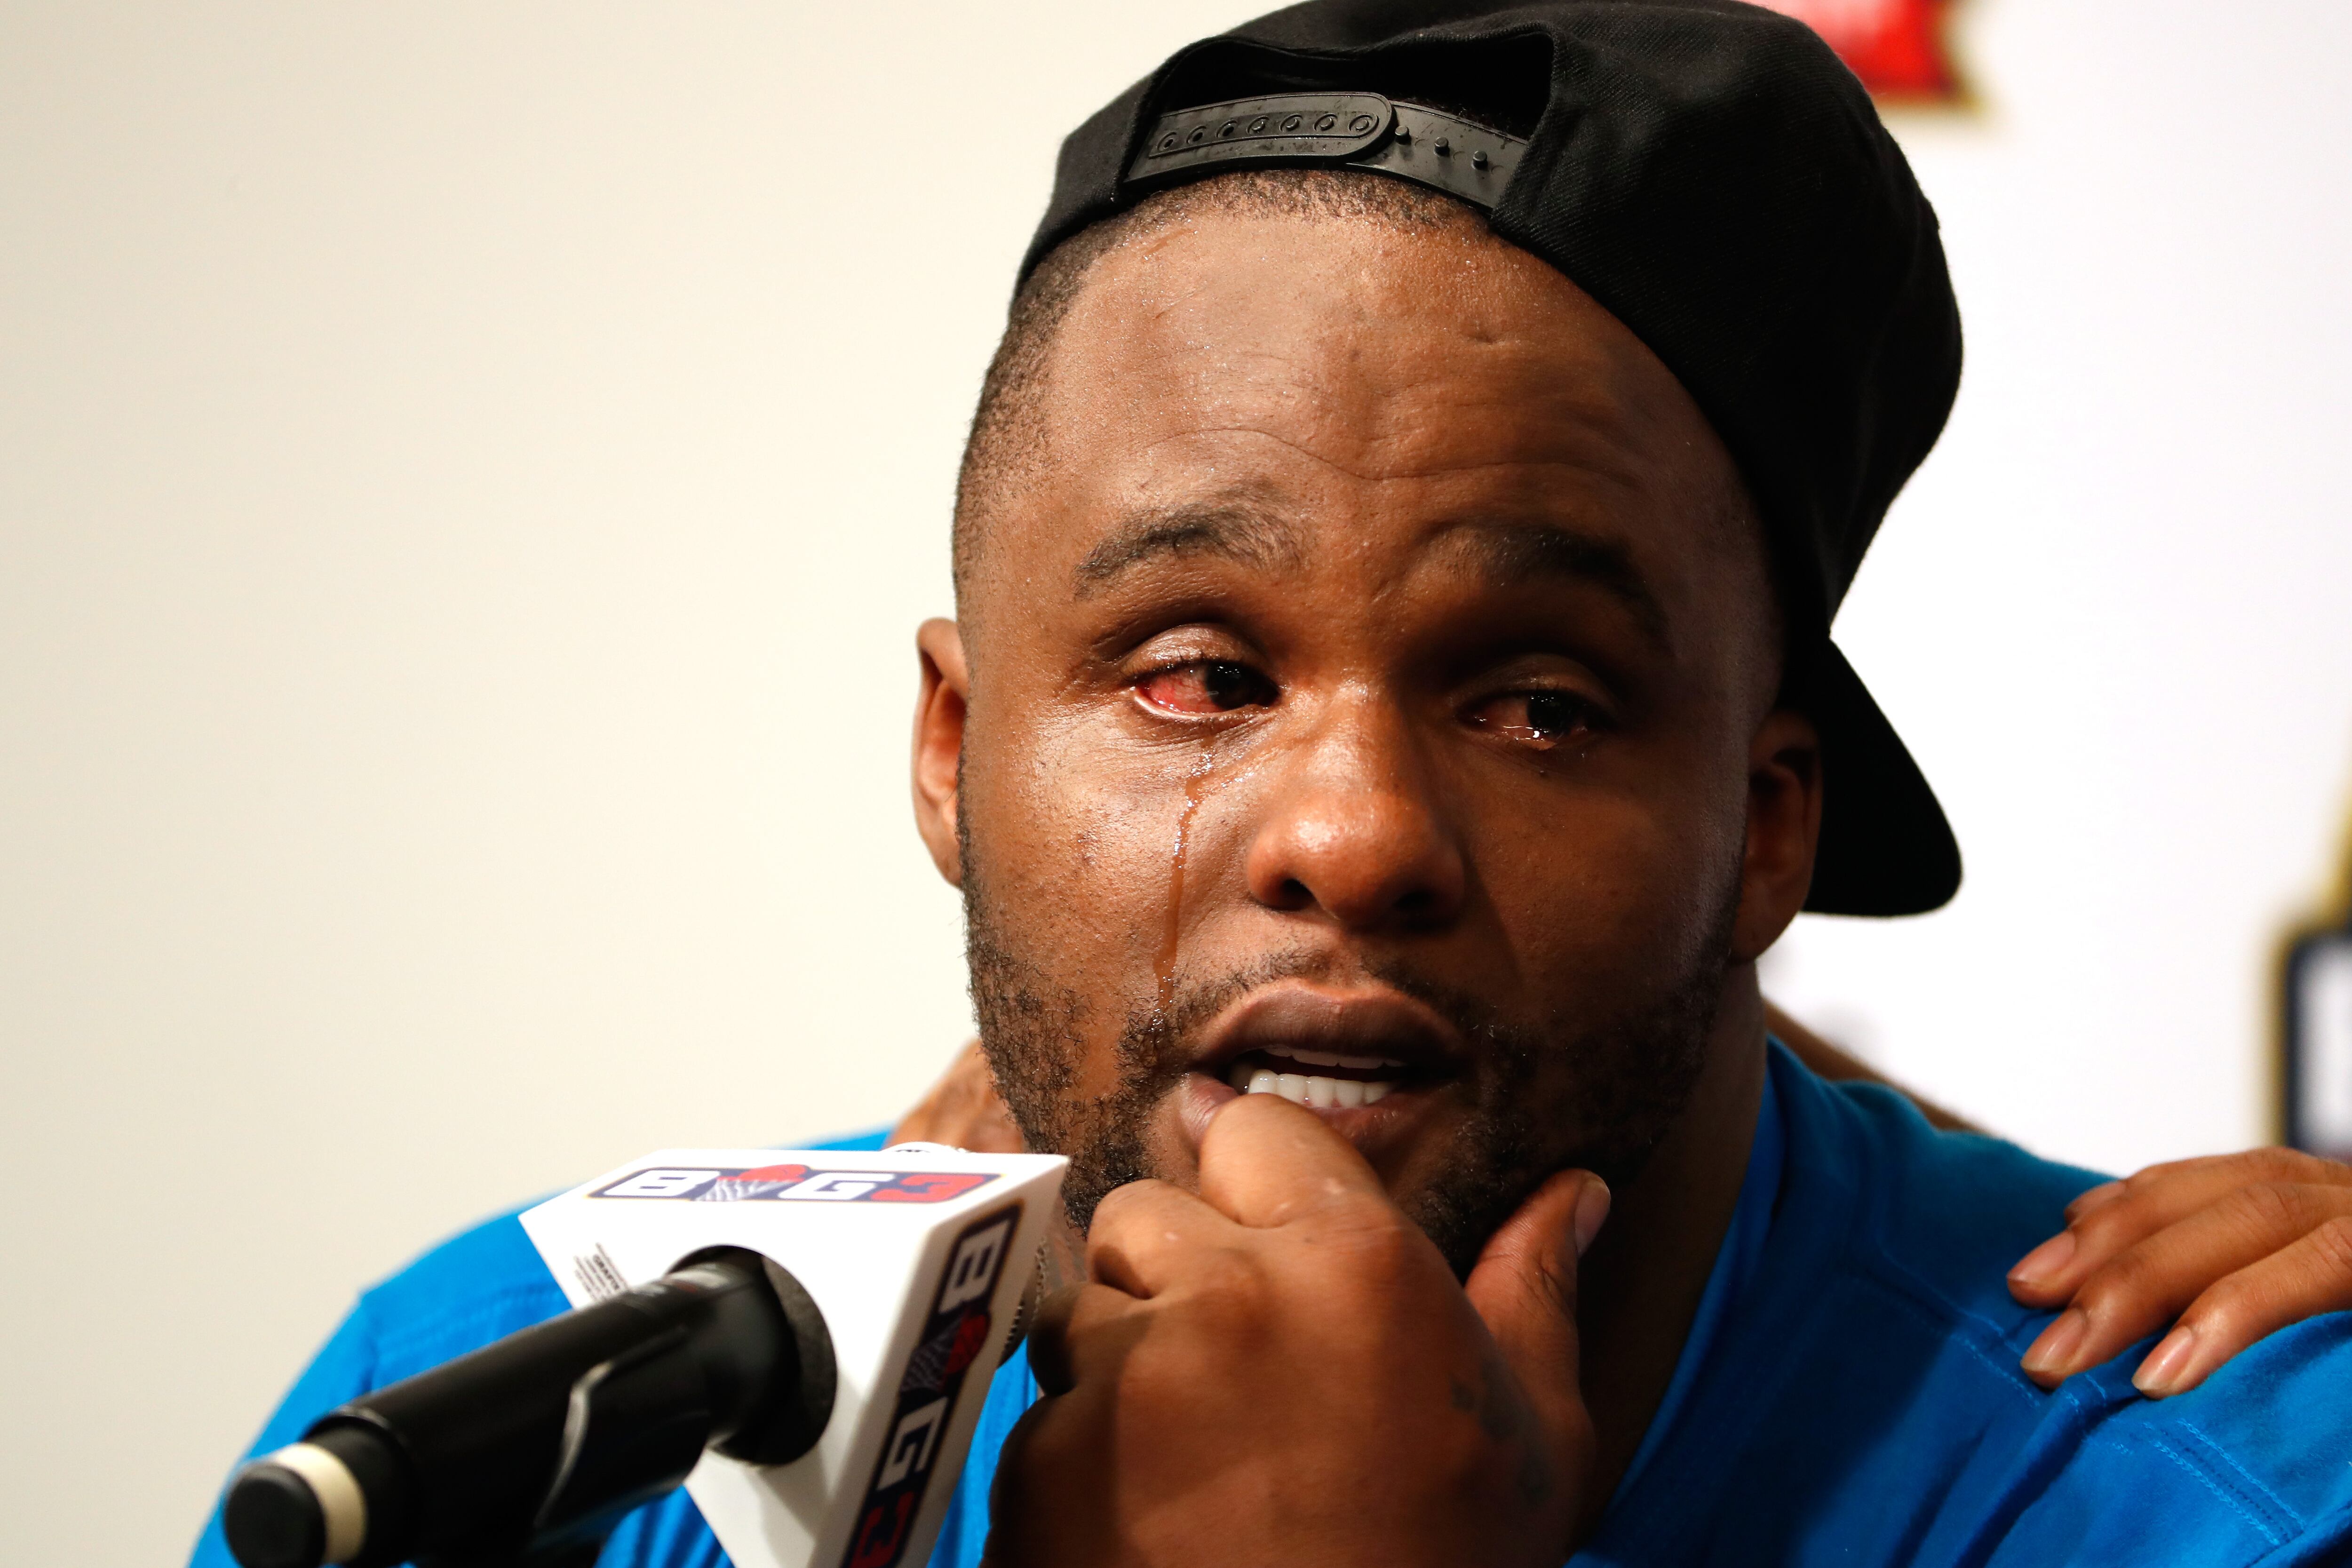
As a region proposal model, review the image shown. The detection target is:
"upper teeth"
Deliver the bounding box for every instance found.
[1227,1061,1397,1108]
[1259,1043,1407,1072]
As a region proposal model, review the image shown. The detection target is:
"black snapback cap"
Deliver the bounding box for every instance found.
[1016,0,1964,917]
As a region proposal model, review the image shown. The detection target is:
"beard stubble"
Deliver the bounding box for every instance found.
[961,847,1739,1277]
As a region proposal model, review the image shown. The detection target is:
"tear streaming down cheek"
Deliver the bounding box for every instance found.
[960,804,1743,1258]
[1153,753,1217,1019]
[963,870,1255,1233]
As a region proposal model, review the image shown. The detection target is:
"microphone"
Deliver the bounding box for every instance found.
[225,1247,827,1568]
[222,1145,1065,1568]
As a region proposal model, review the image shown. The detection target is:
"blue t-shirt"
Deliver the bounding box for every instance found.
[192,1044,2352,1566]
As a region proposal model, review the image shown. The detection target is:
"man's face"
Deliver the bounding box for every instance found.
[920,206,1808,1270]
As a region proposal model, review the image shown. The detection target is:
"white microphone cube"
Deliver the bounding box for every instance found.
[519,1146,1066,1568]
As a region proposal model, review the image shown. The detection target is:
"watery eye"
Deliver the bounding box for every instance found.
[1472,691,1597,748]
[1136,660,1277,716]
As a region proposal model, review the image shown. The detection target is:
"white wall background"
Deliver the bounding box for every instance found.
[2,2,2348,1563]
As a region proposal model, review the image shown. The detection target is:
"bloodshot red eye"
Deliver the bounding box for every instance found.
[1136,661,1277,715]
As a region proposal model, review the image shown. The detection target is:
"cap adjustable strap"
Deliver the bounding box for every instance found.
[1123,94,1527,211]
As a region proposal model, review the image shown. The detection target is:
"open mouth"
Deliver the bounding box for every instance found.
[1221,1043,1416,1108]
[1186,987,1467,1131]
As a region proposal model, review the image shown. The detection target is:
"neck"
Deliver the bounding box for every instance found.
[1571,962,1770,1536]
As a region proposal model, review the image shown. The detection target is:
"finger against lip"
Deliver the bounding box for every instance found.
[1199,1092,1387,1226]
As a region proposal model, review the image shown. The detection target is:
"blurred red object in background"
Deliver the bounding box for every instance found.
[1757,0,1963,103]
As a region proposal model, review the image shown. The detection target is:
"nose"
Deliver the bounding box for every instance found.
[1241,692,1468,932]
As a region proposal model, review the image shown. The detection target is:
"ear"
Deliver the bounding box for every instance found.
[1732,706,1823,963]
[912,618,970,888]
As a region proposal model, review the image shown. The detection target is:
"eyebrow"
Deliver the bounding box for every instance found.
[1444,522,1672,651]
[1072,501,1308,598]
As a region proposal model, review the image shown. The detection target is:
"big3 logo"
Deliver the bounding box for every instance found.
[840,1206,1021,1568]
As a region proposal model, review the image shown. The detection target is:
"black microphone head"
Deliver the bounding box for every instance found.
[222,1426,393,1568]
[222,1460,328,1568]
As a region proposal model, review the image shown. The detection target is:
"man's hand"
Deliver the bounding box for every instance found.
[983,1092,1609,1568]
[2011,1147,2352,1395]
[890,1040,2352,1408]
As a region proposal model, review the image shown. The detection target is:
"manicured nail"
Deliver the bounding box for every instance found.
[2134,1326,2198,1397]
[2009,1229,2076,1288]
[2021,1308,2087,1379]
[2066,1180,2125,1219]
[1572,1177,1613,1258]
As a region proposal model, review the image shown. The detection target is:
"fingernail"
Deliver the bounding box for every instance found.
[2066,1180,2125,1219]
[2009,1229,2076,1288]
[2134,1326,2198,1397]
[2021,1308,2087,1379]
[1572,1177,1613,1258]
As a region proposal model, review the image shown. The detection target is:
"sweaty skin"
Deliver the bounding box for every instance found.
[912,199,1822,1561]
[901,190,2352,1561]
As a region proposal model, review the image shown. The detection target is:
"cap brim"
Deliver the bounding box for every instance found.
[1797,640,1961,916]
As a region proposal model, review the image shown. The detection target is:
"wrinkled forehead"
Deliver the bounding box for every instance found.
[982,206,1764,624]
[1076,213,1669,465]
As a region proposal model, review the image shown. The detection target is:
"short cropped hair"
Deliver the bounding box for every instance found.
[950,169,1489,606]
